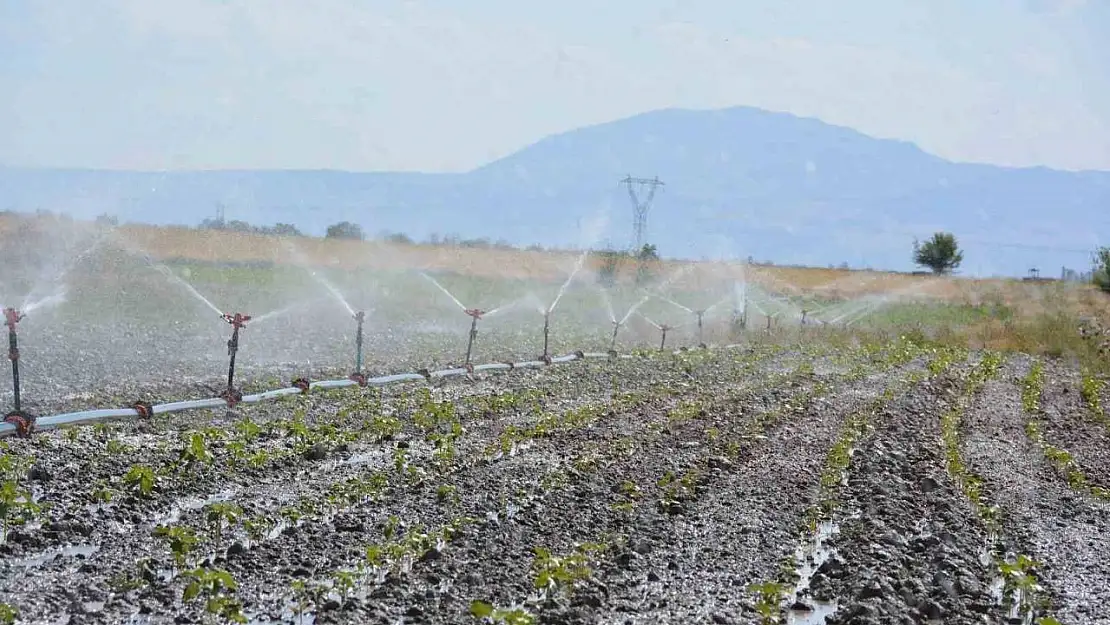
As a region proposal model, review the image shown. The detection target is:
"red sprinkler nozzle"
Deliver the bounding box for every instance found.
[4,308,24,330]
[465,308,485,320]
[221,312,252,329]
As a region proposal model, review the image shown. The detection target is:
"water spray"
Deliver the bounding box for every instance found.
[349,310,367,385]
[220,312,251,408]
[3,308,34,436]
[464,308,484,367]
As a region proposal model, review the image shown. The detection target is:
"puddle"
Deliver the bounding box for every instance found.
[785,520,840,624]
[7,543,100,568]
[247,601,317,625]
[154,491,235,526]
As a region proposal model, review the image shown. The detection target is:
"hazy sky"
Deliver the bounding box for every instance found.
[2,0,1108,172]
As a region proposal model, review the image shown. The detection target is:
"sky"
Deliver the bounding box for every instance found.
[1,0,1108,173]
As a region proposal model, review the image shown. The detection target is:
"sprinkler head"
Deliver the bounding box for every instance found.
[219,387,243,408]
[3,308,24,330]
[354,310,365,323]
[221,312,252,329]
[3,410,35,438]
[465,308,485,320]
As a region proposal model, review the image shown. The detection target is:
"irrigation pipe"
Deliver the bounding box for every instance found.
[0,340,759,438]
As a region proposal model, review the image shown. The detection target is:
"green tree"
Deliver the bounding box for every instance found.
[325,221,364,240]
[596,249,624,287]
[913,232,963,275]
[635,243,660,285]
[1093,246,1110,293]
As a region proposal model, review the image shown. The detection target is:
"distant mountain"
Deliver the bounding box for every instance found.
[2,106,1108,276]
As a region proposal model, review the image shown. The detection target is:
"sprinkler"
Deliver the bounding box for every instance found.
[541,311,552,362]
[349,310,367,385]
[800,309,808,326]
[609,320,622,353]
[220,312,251,408]
[3,308,34,436]
[464,308,484,366]
[694,309,706,346]
[659,324,672,351]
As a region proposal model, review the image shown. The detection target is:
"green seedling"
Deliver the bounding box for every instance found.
[153,525,199,567]
[179,432,213,467]
[0,602,17,625]
[204,501,244,545]
[469,601,536,625]
[244,516,273,542]
[123,465,157,498]
[532,545,594,598]
[748,580,787,624]
[437,484,459,504]
[0,479,41,530]
[234,418,261,442]
[183,567,246,624]
[330,569,357,604]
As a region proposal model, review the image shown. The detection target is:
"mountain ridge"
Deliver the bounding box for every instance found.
[2,105,1107,276]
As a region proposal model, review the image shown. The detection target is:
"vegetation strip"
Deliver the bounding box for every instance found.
[1022,361,1109,500]
[748,338,955,622]
[942,352,1062,624]
[466,351,878,624]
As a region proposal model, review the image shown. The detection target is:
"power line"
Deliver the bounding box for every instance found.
[620,175,664,252]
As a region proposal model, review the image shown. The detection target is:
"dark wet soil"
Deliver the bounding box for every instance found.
[0,342,1108,625]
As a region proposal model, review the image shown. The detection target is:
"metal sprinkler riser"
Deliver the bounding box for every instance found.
[220,312,251,407]
[349,310,367,384]
[3,308,34,436]
[464,308,485,366]
[541,311,552,362]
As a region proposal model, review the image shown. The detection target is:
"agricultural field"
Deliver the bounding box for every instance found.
[0,215,1109,624]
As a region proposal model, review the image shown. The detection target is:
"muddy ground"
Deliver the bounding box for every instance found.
[0,340,1108,625]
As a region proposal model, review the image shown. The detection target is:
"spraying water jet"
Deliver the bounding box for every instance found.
[220,312,251,408]
[2,308,34,436]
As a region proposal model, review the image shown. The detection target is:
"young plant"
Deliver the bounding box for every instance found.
[747,581,787,624]
[0,480,41,531]
[123,464,157,498]
[0,602,17,625]
[204,501,244,545]
[470,601,536,625]
[182,567,246,624]
[153,525,199,567]
[179,432,213,467]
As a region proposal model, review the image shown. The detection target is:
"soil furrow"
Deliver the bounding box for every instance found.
[812,366,1006,624]
[964,355,1110,625]
[1039,361,1110,490]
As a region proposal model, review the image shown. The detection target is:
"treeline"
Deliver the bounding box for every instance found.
[191,216,565,253]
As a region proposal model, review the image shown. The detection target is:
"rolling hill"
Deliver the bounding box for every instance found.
[2,106,1107,276]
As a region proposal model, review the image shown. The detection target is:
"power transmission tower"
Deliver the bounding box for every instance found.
[620,175,665,252]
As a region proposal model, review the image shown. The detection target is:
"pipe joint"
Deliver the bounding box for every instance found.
[131,401,154,420]
[3,410,35,438]
[348,372,368,387]
[220,387,243,408]
[292,378,310,393]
